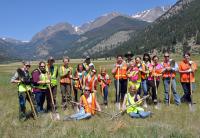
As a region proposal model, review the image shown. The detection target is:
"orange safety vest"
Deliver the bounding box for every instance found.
[85,75,97,91]
[60,65,71,84]
[179,60,197,83]
[98,74,111,89]
[74,79,80,88]
[141,62,150,80]
[81,93,96,115]
[115,64,127,80]
[162,62,176,78]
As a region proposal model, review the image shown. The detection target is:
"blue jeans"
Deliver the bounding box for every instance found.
[163,78,180,105]
[70,107,91,120]
[103,86,108,105]
[129,111,151,118]
[34,91,46,113]
[141,79,148,96]
[18,92,27,118]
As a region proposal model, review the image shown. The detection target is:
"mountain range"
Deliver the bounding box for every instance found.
[1,1,198,61]
[112,0,200,56]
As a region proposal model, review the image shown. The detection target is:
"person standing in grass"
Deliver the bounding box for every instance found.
[112,55,127,110]
[73,64,85,102]
[32,61,50,114]
[46,57,58,112]
[59,56,73,110]
[161,52,180,105]
[98,67,111,107]
[11,61,36,121]
[179,52,198,106]
[147,55,163,109]
[140,53,151,108]
[63,87,101,121]
[122,85,151,118]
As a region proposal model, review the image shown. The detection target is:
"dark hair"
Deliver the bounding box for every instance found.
[39,61,46,66]
[183,52,190,57]
[152,55,159,60]
[143,53,151,62]
[76,63,83,72]
[116,54,123,58]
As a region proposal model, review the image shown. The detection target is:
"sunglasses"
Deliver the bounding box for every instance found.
[85,89,90,92]
[164,56,169,57]
[40,66,45,68]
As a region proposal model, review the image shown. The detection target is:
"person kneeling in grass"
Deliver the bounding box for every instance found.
[63,87,101,121]
[121,85,151,118]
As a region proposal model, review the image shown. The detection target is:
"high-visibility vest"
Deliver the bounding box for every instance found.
[115,64,127,80]
[162,62,176,78]
[47,65,58,86]
[85,74,97,91]
[128,67,141,83]
[18,82,27,92]
[81,93,96,115]
[141,61,150,80]
[34,73,49,90]
[179,60,197,82]
[148,64,163,81]
[126,93,144,114]
[98,74,111,89]
[17,69,31,92]
[59,65,72,84]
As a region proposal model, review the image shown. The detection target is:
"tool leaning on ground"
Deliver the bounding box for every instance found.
[25,87,38,119]
[189,63,194,112]
[169,59,176,105]
[48,84,60,120]
[111,95,150,120]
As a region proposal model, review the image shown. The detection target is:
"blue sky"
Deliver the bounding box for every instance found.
[0,0,177,41]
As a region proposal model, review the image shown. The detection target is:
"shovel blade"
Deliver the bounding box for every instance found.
[189,103,195,112]
[50,113,61,121]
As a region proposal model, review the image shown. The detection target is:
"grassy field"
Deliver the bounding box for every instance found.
[0,56,199,138]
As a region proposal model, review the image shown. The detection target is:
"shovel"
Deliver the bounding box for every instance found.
[189,71,195,112]
[26,88,37,119]
[48,84,60,120]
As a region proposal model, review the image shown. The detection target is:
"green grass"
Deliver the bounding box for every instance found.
[0,56,200,138]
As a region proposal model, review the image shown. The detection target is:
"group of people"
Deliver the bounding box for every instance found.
[11,51,198,121]
[112,51,197,111]
[11,56,111,121]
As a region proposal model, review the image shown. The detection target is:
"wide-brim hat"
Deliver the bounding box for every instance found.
[124,51,134,58]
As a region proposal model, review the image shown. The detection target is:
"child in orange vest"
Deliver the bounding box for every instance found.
[98,68,111,107]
